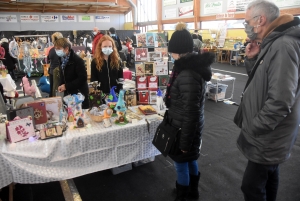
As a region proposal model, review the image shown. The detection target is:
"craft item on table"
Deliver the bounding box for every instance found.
[20,76,36,96]
[38,76,50,94]
[125,110,142,123]
[138,91,149,105]
[39,122,66,140]
[7,107,35,126]
[88,81,104,108]
[88,106,105,122]
[107,86,118,103]
[138,105,157,115]
[114,90,127,124]
[63,93,85,118]
[103,108,113,127]
[6,116,35,143]
[156,88,165,111]
[147,76,158,91]
[116,78,125,85]
[40,97,63,122]
[136,76,148,90]
[25,101,48,125]
[75,117,85,128]
[124,89,137,107]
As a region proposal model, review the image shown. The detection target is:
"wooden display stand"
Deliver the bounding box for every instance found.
[83,57,91,81]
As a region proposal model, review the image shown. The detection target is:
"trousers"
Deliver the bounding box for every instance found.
[241,160,279,201]
[174,160,198,186]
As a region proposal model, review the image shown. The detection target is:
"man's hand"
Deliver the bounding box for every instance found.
[245,41,260,59]
[181,150,188,153]
[58,84,66,92]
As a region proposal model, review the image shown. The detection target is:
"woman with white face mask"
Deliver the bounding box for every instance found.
[54,38,89,109]
[90,35,123,95]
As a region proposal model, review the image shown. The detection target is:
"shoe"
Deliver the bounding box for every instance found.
[188,172,201,199]
[174,182,189,201]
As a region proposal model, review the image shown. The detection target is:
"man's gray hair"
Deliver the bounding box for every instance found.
[247,0,279,23]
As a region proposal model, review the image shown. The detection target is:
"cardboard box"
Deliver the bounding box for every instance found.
[208,92,225,101]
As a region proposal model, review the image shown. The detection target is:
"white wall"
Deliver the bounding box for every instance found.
[0,12,125,31]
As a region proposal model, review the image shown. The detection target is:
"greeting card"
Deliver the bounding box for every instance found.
[26,101,48,124]
[6,117,35,143]
[138,91,149,105]
[148,52,162,62]
[136,76,148,90]
[40,97,63,122]
[135,48,148,61]
[144,62,154,76]
[136,33,147,47]
[147,76,158,91]
[135,62,145,76]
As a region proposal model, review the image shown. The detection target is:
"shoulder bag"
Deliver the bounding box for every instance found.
[152,110,181,157]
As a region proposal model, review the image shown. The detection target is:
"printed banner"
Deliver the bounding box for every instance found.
[78,15,94,22]
[179,5,194,17]
[41,15,59,23]
[0,15,17,23]
[180,0,193,3]
[204,1,223,15]
[216,12,235,19]
[95,16,110,22]
[163,0,177,6]
[60,15,77,22]
[20,15,39,23]
[164,8,177,18]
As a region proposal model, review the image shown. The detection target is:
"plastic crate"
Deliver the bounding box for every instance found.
[208,83,228,94]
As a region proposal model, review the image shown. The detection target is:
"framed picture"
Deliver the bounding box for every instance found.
[144,62,154,76]
[135,62,145,76]
[146,33,155,47]
[135,48,148,61]
[155,47,168,58]
[148,52,162,62]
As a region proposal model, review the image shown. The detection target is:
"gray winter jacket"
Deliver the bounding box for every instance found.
[236,15,300,165]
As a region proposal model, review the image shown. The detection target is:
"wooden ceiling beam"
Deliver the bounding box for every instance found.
[42,4,45,13]
[86,5,93,14]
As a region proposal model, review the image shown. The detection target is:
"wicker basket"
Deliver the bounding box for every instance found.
[87,112,104,122]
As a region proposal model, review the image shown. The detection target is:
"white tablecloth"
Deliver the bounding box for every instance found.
[0,117,161,189]
[0,74,16,97]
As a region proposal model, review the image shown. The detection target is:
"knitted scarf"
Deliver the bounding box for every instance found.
[60,53,70,71]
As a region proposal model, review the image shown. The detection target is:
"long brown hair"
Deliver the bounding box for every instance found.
[94,35,120,71]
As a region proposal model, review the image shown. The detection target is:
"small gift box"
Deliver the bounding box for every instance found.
[138,91,149,105]
[6,116,35,143]
[125,89,137,106]
[39,123,66,140]
[147,76,158,91]
[40,97,63,122]
[25,101,48,125]
[136,76,148,90]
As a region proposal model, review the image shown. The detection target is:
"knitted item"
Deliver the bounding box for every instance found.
[168,23,193,54]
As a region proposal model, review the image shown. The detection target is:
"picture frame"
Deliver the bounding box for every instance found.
[135,48,148,61]
[144,62,154,76]
[148,52,162,62]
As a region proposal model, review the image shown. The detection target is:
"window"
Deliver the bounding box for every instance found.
[137,0,157,22]
[201,20,244,29]
[125,11,133,23]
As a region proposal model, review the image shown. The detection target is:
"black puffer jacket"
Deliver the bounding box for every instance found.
[59,49,89,109]
[168,52,214,163]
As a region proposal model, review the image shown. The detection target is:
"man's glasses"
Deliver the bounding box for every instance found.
[243,15,261,26]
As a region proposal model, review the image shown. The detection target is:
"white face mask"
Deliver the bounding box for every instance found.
[93,31,98,35]
[102,47,113,56]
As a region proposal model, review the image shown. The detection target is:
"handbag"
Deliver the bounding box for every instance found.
[152,110,181,157]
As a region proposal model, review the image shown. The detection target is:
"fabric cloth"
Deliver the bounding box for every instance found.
[174,160,199,186]
[241,160,279,201]
[0,116,161,189]
[47,47,60,75]
[166,52,214,163]
[58,49,89,109]
[168,29,193,54]
[92,32,104,54]
[236,15,300,165]
[90,58,123,94]
[0,74,16,95]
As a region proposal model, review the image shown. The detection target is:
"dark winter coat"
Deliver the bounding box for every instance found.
[47,47,60,75]
[168,52,214,163]
[235,15,300,165]
[90,58,123,94]
[59,49,89,109]
[0,42,17,71]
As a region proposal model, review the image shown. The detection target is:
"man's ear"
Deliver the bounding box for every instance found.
[260,15,267,26]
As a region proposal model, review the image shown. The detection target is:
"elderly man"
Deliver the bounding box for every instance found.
[234,0,300,200]
[92,27,104,54]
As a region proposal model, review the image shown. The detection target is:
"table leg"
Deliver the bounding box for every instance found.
[9,183,14,201]
[60,179,82,201]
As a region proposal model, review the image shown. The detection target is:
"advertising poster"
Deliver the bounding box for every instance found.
[78,15,94,22]
[60,15,77,22]
[164,8,177,18]
[163,0,177,7]
[179,5,194,17]
[41,15,59,23]
[0,15,17,23]
[204,1,223,15]
[95,16,110,22]
[20,15,39,23]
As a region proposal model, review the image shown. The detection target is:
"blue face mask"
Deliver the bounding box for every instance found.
[55,49,65,57]
[171,57,175,63]
[110,34,116,37]
[102,47,113,56]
